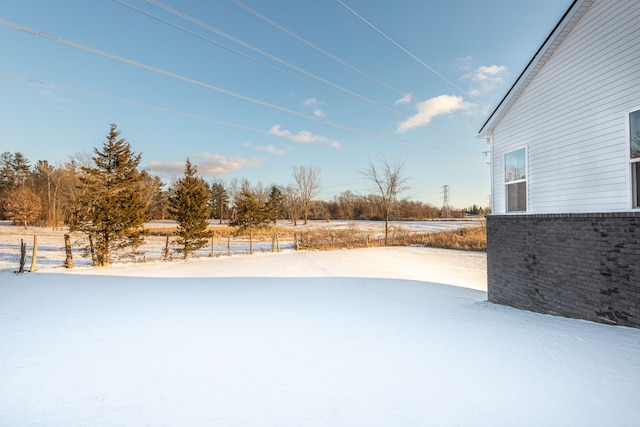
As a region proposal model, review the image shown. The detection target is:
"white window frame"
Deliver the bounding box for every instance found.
[504,147,527,213]
[628,108,640,209]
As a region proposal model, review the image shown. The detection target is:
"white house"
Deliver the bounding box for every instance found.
[478,0,640,327]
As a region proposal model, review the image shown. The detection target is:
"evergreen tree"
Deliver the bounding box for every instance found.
[169,159,212,260]
[140,171,168,220]
[209,180,229,224]
[69,124,148,265]
[0,152,32,219]
[266,184,284,225]
[230,187,270,254]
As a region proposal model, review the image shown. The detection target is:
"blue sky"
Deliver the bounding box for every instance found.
[0,0,572,207]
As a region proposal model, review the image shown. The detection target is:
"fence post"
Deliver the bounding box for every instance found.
[29,235,38,272]
[64,234,74,268]
[18,239,26,273]
[163,236,170,261]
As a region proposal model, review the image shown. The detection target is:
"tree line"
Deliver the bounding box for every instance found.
[1,125,487,264]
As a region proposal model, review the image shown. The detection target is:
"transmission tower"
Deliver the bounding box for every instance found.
[441,185,451,218]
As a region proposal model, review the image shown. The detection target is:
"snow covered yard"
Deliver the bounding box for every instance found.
[1,247,639,426]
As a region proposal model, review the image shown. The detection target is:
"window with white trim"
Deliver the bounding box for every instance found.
[505,148,527,212]
[630,110,640,208]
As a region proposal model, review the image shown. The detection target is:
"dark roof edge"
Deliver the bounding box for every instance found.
[477,0,578,136]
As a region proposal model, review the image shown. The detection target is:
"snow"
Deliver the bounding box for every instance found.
[1,224,640,426]
[0,219,483,270]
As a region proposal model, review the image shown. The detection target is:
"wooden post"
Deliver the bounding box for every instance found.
[276,233,280,252]
[64,234,74,268]
[18,239,26,273]
[29,235,38,272]
[211,236,215,257]
[227,236,231,256]
[163,236,170,261]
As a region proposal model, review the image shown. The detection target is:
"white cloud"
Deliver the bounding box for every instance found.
[268,125,341,149]
[396,95,472,133]
[463,64,508,96]
[394,93,413,105]
[303,97,320,107]
[243,142,287,155]
[303,97,325,118]
[39,89,74,111]
[147,153,264,177]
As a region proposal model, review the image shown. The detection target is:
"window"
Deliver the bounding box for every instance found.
[505,148,527,212]
[631,110,640,208]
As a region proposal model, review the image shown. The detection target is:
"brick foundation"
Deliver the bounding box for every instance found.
[487,213,640,327]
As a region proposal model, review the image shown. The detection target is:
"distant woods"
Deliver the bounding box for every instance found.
[0,125,488,233]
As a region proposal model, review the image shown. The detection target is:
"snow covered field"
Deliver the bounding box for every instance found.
[0,219,481,271]
[1,224,640,425]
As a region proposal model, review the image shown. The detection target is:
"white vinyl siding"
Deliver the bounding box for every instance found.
[490,0,640,214]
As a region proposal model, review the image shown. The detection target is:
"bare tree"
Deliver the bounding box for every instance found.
[282,184,301,226]
[292,165,321,225]
[1,186,42,229]
[360,158,410,245]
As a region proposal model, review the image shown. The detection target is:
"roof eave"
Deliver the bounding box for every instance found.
[478,0,593,139]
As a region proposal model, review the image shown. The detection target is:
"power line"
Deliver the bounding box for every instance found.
[112,1,345,98]
[118,0,472,136]
[228,0,407,97]
[0,19,478,153]
[335,0,474,99]
[115,0,416,120]
[0,70,272,135]
[226,0,474,129]
[0,19,368,131]
[146,0,403,117]
[0,64,472,155]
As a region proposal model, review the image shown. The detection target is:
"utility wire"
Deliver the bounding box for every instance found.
[113,0,341,98]
[336,0,473,99]
[0,19,477,152]
[0,19,353,130]
[119,0,468,133]
[146,0,403,117]
[227,0,473,125]
[114,0,403,118]
[0,70,381,157]
[228,0,406,97]
[0,71,272,135]
[0,18,474,153]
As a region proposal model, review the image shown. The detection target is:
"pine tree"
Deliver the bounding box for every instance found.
[230,187,270,254]
[209,180,229,224]
[69,124,148,265]
[169,159,212,260]
[266,184,284,225]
